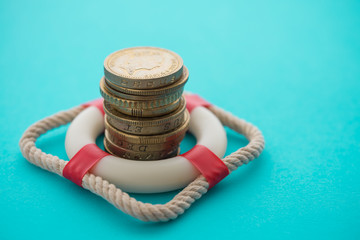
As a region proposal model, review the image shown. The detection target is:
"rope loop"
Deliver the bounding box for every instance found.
[19,104,265,222]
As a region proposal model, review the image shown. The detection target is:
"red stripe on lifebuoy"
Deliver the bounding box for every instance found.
[82,98,105,115]
[184,94,212,113]
[63,144,110,187]
[181,145,229,189]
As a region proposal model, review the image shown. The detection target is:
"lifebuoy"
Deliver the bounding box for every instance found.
[65,97,227,193]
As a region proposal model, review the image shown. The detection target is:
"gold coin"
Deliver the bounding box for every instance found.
[104,47,183,90]
[100,78,182,109]
[104,130,180,152]
[104,97,187,135]
[104,111,190,145]
[104,66,189,97]
[115,98,181,117]
[103,76,184,101]
[104,137,179,160]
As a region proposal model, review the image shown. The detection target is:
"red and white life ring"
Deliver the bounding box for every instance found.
[64,94,228,193]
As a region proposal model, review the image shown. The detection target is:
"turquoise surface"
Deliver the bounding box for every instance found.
[1,0,359,239]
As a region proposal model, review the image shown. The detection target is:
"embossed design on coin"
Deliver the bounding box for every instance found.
[116,52,164,76]
[104,137,179,161]
[103,66,189,97]
[103,97,187,135]
[104,47,183,89]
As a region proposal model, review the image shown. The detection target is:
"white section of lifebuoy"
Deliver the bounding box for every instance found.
[65,105,227,193]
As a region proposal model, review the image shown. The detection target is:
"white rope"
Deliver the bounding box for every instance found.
[19,104,265,222]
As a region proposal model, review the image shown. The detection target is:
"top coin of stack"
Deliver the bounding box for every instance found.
[104,47,184,90]
[100,47,190,160]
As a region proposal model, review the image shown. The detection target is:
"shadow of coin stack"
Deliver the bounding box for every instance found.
[99,47,190,160]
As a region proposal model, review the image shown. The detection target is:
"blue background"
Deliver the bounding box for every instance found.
[1,0,359,239]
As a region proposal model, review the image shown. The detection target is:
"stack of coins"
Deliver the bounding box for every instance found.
[99,47,190,160]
